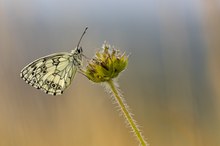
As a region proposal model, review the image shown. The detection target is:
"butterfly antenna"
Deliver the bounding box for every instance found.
[77,27,88,49]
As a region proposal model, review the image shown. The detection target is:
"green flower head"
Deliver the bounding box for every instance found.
[85,42,128,83]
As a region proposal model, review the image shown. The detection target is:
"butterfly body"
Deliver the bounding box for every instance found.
[20,47,83,96]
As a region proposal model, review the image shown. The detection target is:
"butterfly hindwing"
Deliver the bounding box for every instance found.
[20,52,78,95]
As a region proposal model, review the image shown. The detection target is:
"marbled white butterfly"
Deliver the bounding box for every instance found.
[20,27,88,95]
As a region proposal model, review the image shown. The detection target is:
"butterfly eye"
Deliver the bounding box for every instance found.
[77,47,83,54]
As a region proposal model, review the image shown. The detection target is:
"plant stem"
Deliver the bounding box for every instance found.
[107,79,147,146]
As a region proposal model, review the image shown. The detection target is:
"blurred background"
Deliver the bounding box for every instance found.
[0,0,220,146]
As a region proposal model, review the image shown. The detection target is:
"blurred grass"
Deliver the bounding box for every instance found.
[0,0,220,146]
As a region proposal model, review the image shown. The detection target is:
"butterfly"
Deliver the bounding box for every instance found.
[20,27,88,95]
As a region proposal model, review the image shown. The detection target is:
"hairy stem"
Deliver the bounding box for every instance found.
[107,79,147,146]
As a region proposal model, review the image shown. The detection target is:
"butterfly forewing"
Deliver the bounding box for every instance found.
[20,52,78,95]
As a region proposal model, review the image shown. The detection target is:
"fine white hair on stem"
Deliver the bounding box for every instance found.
[103,79,148,146]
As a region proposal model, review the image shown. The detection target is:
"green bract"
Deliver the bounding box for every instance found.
[85,43,128,83]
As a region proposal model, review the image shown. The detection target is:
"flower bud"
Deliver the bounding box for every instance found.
[85,43,128,83]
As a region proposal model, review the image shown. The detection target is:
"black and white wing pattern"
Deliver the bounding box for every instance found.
[20,52,79,95]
